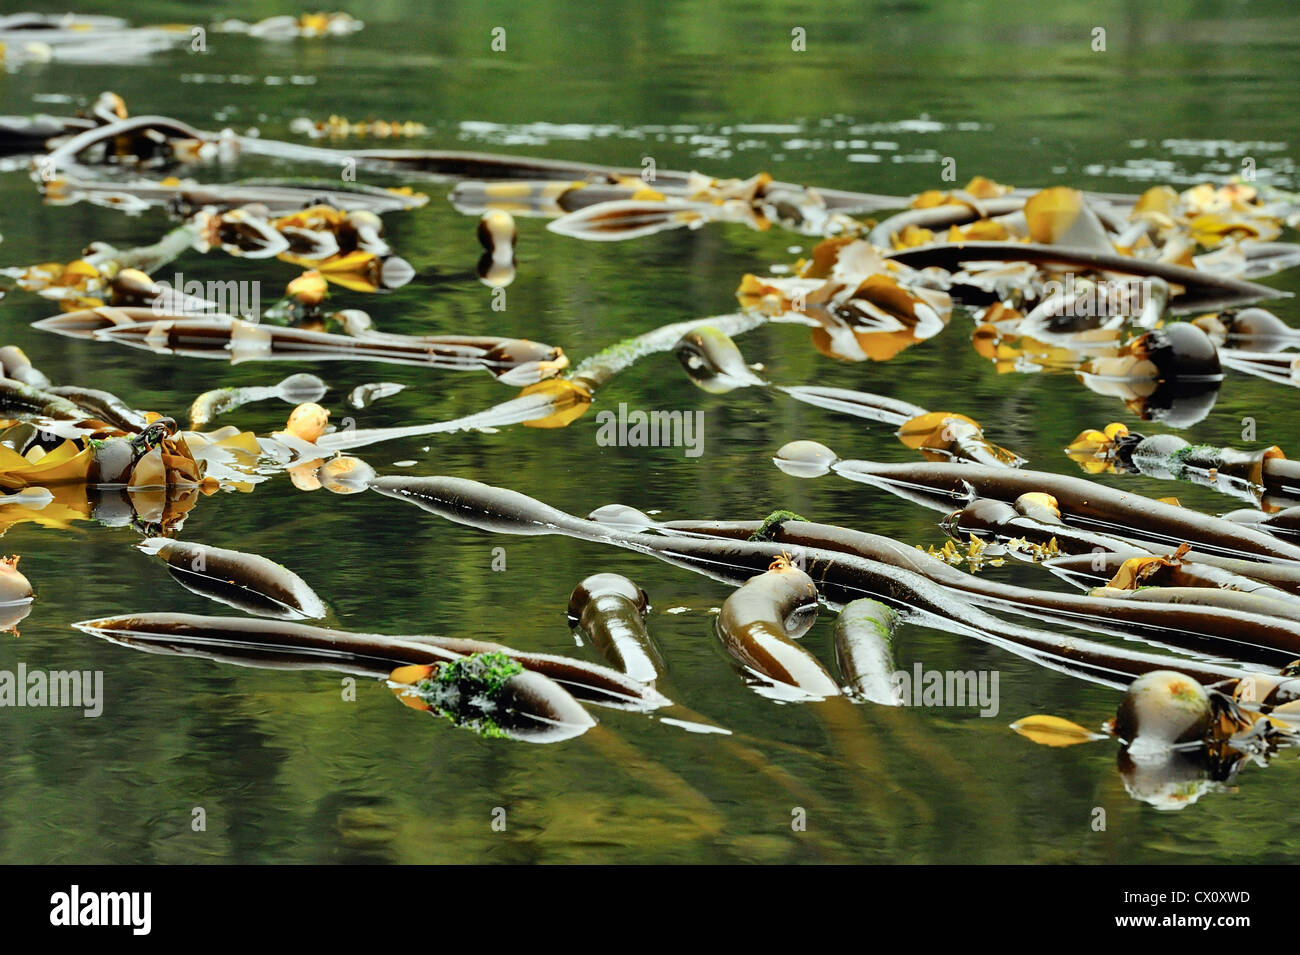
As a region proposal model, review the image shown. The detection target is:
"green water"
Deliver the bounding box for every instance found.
[1,0,1299,863]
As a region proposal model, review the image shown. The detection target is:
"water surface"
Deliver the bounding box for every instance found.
[2,0,1299,863]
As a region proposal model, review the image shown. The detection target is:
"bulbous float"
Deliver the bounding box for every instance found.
[388,651,592,742]
[773,440,838,478]
[1077,323,1223,427]
[476,209,517,288]
[0,556,33,634]
[674,326,767,394]
[1114,669,1213,751]
[567,572,663,684]
[716,556,839,699]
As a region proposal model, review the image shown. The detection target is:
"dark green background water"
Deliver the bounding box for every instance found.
[1,0,1298,863]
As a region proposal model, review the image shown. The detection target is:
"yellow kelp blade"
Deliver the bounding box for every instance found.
[0,441,93,490]
[1023,187,1113,253]
[1010,714,1106,747]
[518,378,593,429]
[897,411,1023,467]
[389,664,435,685]
[1105,543,1192,590]
[388,664,436,711]
[279,250,385,292]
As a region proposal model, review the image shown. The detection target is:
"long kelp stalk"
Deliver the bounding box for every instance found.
[369,475,1254,686]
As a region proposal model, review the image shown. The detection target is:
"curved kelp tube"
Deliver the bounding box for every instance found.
[716,559,839,699]
[44,386,151,433]
[1224,506,1300,542]
[775,441,1300,563]
[939,499,1300,606]
[368,476,1252,687]
[834,599,903,706]
[61,313,567,383]
[72,612,592,742]
[656,514,1300,664]
[136,538,329,620]
[0,378,99,423]
[315,379,593,452]
[72,612,664,712]
[567,573,664,684]
[1090,585,1300,623]
[188,373,327,429]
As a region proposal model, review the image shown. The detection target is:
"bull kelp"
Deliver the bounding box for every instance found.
[3,2,1300,869]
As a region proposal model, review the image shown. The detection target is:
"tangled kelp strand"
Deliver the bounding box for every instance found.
[644,512,1300,665]
[777,440,1300,563]
[1044,549,1300,598]
[886,240,1287,313]
[78,313,567,381]
[369,475,1255,686]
